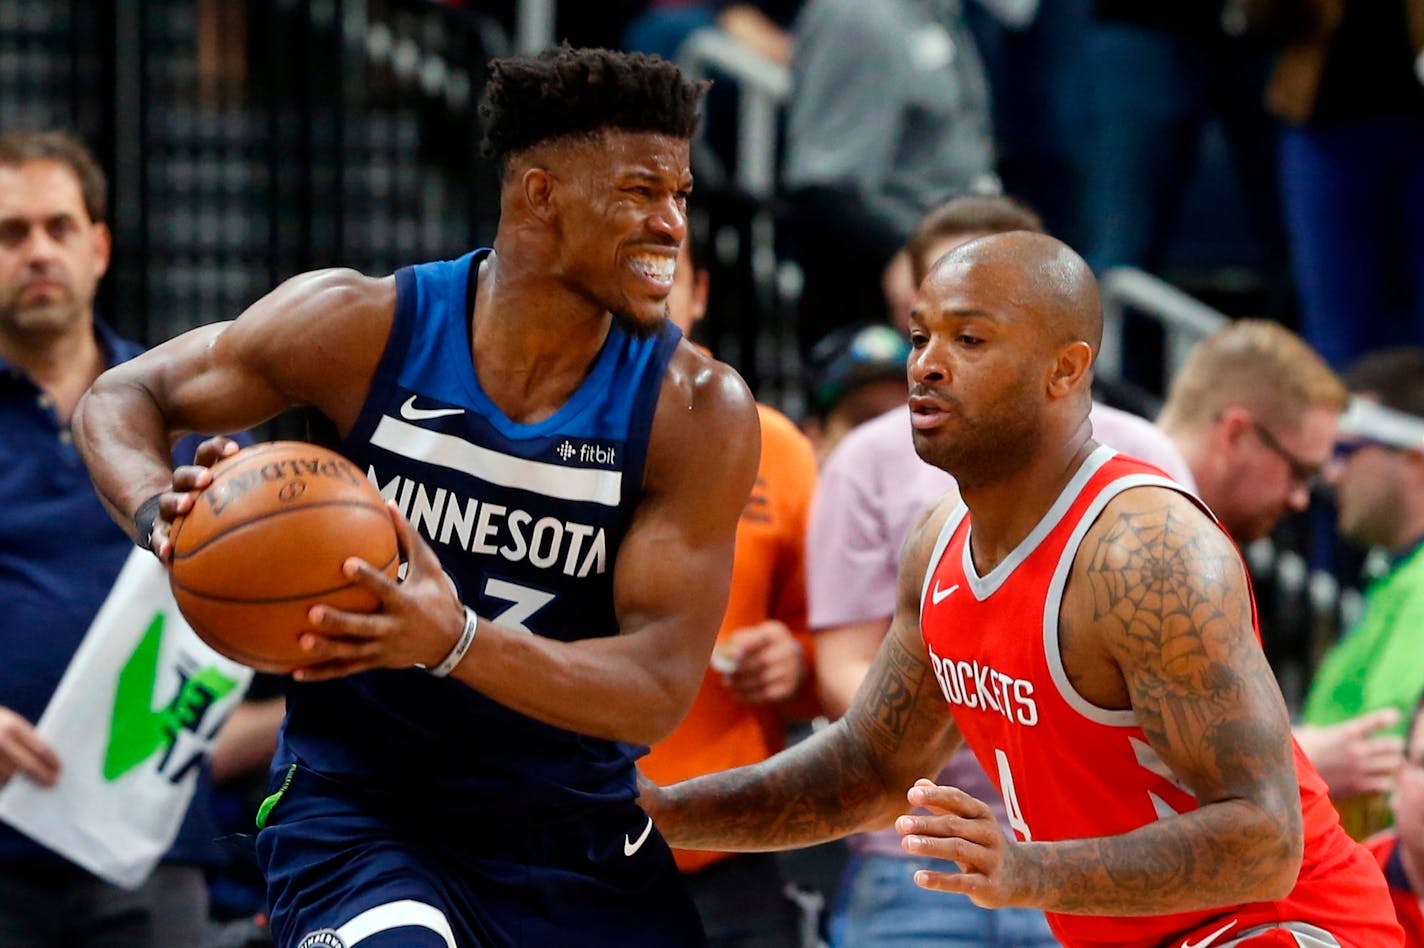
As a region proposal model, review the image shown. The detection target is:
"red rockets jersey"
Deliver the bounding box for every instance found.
[920,447,1401,948]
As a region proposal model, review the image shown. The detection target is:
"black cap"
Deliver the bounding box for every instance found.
[807,324,912,415]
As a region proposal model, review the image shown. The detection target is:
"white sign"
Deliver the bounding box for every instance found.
[0,549,253,888]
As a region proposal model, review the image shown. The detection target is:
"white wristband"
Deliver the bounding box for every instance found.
[428,607,478,678]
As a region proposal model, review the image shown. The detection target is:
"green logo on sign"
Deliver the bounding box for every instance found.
[103,613,237,782]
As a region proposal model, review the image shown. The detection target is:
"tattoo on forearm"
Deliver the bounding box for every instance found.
[664,634,939,852]
[861,634,928,754]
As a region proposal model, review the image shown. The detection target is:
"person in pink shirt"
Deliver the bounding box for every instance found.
[810,194,1196,947]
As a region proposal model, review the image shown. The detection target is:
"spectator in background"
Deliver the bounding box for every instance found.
[783,0,998,354]
[1366,693,1424,946]
[802,324,913,466]
[641,230,822,947]
[1154,321,1409,821]
[1252,0,1424,370]
[1081,0,1287,316]
[1301,348,1424,839]
[0,130,217,947]
[1156,319,1342,544]
[808,194,1189,948]
[623,1,802,182]
[884,192,1045,331]
[624,1,800,65]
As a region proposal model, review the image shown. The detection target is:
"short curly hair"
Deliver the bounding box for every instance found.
[479,46,708,171]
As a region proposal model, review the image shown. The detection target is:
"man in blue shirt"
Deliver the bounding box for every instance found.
[0,130,217,947]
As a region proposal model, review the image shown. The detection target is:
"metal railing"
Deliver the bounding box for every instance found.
[1099,265,1230,384]
[676,27,803,404]
[0,0,503,346]
[676,26,790,201]
[1099,265,1357,708]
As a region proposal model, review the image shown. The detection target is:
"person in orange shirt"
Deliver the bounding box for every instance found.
[642,228,821,947]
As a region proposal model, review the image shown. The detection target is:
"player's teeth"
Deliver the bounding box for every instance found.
[631,256,673,281]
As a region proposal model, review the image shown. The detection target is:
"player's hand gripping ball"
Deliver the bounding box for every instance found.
[168,441,399,673]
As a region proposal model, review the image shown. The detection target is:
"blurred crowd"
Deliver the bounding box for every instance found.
[2,0,1423,945]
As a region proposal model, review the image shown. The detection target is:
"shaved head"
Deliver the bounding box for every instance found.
[923,230,1102,359]
[907,231,1100,488]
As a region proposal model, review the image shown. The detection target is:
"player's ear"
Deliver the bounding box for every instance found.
[521,167,557,221]
[1047,341,1092,399]
[90,221,112,281]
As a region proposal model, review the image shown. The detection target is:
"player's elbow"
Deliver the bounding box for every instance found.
[627,675,701,746]
[72,371,145,458]
[626,711,684,748]
[1254,849,1303,903]
[1248,801,1304,901]
[1263,824,1304,901]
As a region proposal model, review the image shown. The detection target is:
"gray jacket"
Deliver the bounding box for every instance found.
[783,0,999,241]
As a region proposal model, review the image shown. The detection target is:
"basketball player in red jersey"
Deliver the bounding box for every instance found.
[642,231,1403,947]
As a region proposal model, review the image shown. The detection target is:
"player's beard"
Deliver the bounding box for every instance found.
[913,387,1044,490]
[610,304,664,339]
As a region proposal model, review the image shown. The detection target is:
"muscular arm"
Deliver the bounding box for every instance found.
[647,501,962,851]
[72,269,392,539]
[999,488,1302,912]
[442,348,762,745]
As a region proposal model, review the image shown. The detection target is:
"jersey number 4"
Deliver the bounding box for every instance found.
[482,577,555,634]
[995,748,1032,841]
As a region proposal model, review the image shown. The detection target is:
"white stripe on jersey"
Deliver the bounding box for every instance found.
[333,899,457,946]
[371,415,623,507]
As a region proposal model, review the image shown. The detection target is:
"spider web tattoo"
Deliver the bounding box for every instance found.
[1083,504,1239,688]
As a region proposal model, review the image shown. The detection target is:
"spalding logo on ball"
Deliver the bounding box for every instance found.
[168,441,399,674]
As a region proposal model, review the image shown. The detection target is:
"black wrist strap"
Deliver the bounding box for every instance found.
[133,493,164,552]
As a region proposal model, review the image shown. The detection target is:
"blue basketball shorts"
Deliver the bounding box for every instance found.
[255,764,707,948]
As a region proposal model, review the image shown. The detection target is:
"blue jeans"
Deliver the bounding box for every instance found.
[828,854,1058,947]
[1280,117,1424,370]
[1082,23,1281,273]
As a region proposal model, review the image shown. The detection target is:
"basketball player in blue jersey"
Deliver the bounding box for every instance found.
[71,47,761,948]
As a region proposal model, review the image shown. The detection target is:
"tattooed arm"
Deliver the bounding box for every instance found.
[644,500,963,852]
[902,486,1302,913]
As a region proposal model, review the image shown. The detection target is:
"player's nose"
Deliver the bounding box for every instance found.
[910,341,948,384]
[646,196,686,245]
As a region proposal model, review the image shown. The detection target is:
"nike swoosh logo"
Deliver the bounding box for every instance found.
[624,816,654,856]
[399,395,465,421]
[931,582,960,605]
[1182,920,1237,948]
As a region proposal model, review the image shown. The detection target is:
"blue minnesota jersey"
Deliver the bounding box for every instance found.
[276,249,681,821]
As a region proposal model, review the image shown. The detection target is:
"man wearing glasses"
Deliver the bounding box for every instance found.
[1302,348,1424,841]
[1157,321,1411,820]
[1157,318,1343,544]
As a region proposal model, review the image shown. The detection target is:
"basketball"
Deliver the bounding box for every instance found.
[168,441,400,673]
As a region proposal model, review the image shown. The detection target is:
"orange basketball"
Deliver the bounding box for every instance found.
[168,441,400,673]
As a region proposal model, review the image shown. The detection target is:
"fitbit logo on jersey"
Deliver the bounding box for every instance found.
[555,439,617,466]
[926,644,1039,726]
[297,932,345,948]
